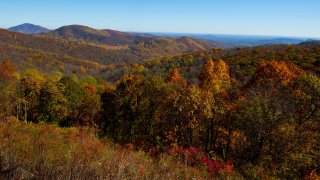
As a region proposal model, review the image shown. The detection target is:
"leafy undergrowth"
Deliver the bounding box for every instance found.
[0,117,238,179]
[168,147,234,175]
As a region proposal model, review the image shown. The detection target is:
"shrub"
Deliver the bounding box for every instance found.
[0,119,217,179]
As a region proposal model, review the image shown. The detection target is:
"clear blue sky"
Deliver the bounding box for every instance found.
[1,0,319,37]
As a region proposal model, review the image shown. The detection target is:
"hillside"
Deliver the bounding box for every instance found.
[300,40,320,46]
[0,28,220,68]
[48,25,143,45]
[2,26,319,83]
[8,23,50,34]
[0,28,319,179]
[0,42,105,75]
[143,44,320,83]
[100,43,320,82]
[48,25,221,48]
[47,25,221,53]
[0,28,123,63]
[1,0,320,179]
[1,44,319,179]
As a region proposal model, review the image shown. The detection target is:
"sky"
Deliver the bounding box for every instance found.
[0,0,319,38]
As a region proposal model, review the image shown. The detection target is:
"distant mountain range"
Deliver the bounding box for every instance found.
[6,23,320,48]
[8,23,50,34]
[300,40,320,46]
[149,33,318,48]
[0,24,221,76]
[1,23,320,82]
[47,25,145,46]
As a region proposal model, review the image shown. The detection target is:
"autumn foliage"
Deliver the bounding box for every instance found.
[0,45,319,179]
[249,61,305,87]
[166,68,186,85]
[0,118,226,179]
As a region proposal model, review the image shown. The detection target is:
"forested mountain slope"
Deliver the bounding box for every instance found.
[0,28,220,66]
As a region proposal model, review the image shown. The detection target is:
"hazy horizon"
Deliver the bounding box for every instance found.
[4,23,320,40]
[1,0,320,38]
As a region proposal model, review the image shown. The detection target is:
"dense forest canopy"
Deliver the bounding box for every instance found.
[0,27,319,179]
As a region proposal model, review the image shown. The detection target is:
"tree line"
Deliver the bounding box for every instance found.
[0,58,319,178]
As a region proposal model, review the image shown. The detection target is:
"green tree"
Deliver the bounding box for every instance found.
[169,85,213,147]
[59,76,84,126]
[16,68,46,123]
[38,82,67,124]
[289,74,320,125]
[102,74,145,142]
[235,90,287,164]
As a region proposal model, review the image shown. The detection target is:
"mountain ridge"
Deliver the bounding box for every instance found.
[8,23,50,34]
[47,25,143,46]
[0,27,220,65]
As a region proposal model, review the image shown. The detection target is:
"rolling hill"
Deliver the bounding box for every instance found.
[300,40,320,46]
[47,25,221,49]
[0,26,221,76]
[0,29,220,64]
[8,23,50,34]
[48,25,143,45]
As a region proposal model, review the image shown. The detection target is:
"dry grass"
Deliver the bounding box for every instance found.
[0,117,214,179]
